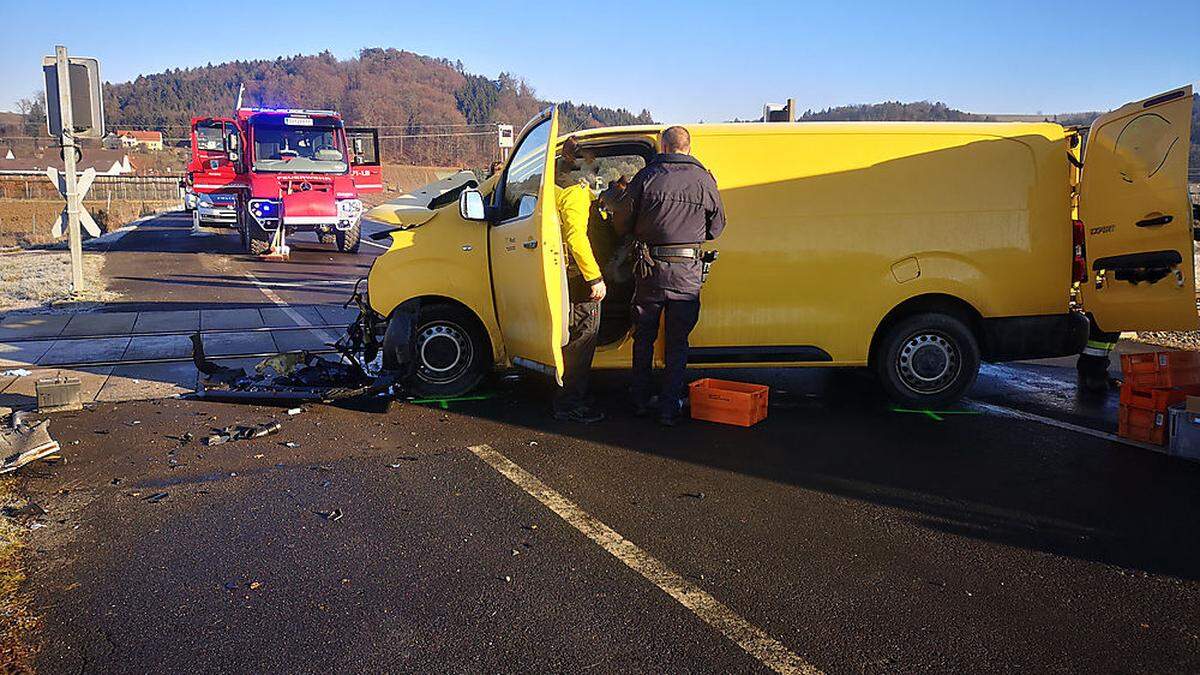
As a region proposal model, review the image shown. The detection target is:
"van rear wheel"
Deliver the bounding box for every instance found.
[403,304,489,398]
[874,312,979,408]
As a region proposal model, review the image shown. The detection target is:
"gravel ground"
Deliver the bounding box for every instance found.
[0,250,118,315]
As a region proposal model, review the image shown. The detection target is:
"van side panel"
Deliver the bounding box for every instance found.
[676,123,1072,365]
[367,220,503,364]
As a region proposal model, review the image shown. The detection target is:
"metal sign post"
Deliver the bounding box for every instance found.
[42,45,104,294]
[55,45,84,293]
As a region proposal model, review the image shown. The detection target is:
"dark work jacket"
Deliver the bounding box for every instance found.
[619,153,726,301]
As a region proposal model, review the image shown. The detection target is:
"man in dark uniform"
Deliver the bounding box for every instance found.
[615,126,725,425]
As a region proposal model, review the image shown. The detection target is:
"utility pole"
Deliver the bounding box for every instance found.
[55,45,84,293]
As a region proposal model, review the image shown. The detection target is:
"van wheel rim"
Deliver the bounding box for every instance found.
[416,322,472,384]
[896,332,959,395]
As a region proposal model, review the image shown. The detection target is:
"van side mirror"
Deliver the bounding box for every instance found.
[459,188,486,221]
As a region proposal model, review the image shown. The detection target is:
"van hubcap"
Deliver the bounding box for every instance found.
[416,322,472,384]
[897,332,959,394]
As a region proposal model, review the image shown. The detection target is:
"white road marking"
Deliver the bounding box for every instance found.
[238,278,358,289]
[969,400,1164,452]
[468,444,821,675]
[244,272,340,344]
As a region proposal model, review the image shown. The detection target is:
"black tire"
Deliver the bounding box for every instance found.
[236,204,248,250]
[873,312,980,408]
[248,230,271,256]
[336,222,361,253]
[402,303,490,398]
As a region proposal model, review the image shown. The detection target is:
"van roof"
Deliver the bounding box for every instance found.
[563,120,1068,143]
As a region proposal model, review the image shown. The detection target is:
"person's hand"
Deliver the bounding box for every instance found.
[589,279,607,302]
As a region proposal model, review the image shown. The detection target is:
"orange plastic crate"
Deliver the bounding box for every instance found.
[689,378,769,427]
[1118,383,1200,411]
[1120,351,1200,389]
[1118,403,1168,445]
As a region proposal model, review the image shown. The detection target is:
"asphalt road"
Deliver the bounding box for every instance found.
[11,365,1200,673]
[97,210,389,310]
[7,209,1200,672]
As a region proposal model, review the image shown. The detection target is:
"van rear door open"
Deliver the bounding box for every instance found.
[1079,86,1196,332]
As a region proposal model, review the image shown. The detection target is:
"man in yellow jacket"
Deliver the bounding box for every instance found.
[552,138,607,423]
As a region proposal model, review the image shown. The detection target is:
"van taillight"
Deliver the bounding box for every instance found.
[1072,219,1086,283]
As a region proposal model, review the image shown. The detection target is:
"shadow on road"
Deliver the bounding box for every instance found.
[435,365,1200,581]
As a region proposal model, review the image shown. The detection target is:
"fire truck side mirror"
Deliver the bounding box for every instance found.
[227,135,239,150]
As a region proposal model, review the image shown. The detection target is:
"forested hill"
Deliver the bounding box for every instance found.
[101,48,653,164]
[795,100,989,122]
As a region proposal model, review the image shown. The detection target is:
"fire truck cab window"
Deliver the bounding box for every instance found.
[251,119,348,174]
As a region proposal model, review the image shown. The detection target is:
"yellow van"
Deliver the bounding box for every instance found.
[361,87,1195,406]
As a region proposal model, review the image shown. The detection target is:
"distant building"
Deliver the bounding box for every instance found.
[0,149,136,175]
[115,130,164,150]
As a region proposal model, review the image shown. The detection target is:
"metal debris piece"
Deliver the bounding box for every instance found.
[680,492,706,500]
[204,422,283,446]
[143,492,169,504]
[283,442,300,448]
[1,411,62,475]
[316,508,343,521]
[1,502,46,519]
[191,332,393,403]
[287,408,303,416]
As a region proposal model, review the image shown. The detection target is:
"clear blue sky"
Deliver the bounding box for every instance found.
[1,0,1196,122]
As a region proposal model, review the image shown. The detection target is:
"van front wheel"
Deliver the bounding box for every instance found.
[404,304,489,398]
[874,312,980,408]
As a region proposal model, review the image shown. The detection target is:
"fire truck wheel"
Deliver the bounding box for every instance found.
[336,222,361,254]
[318,230,336,245]
[248,231,271,256]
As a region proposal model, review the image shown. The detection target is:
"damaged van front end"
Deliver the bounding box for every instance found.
[353,173,506,397]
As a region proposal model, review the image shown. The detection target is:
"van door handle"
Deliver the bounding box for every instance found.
[1136,215,1173,228]
[523,240,538,250]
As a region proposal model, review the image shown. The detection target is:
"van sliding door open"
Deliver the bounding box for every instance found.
[1079,85,1196,332]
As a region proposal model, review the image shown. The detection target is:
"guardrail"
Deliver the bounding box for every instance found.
[0,173,184,202]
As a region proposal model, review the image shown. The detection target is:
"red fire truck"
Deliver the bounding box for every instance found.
[187,108,381,254]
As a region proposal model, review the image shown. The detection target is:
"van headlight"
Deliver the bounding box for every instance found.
[337,199,363,223]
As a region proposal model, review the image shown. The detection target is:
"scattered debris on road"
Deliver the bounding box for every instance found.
[204,422,282,446]
[315,508,343,522]
[1,502,45,520]
[0,411,62,475]
[191,333,392,403]
[143,492,169,504]
[0,369,32,378]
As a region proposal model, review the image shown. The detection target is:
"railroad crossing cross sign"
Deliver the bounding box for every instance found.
[45,166,100,238]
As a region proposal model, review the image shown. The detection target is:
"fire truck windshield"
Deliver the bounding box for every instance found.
[251,121,348,173]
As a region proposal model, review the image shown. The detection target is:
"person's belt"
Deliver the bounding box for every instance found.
[649,245,702,259]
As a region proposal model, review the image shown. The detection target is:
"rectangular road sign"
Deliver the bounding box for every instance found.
[42,55,105,139]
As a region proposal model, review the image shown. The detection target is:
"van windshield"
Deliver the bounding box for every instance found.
[251,120,347,173]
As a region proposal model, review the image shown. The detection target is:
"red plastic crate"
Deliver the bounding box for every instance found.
[1120,351,1200,389]
[689,378,769,427]
[1118,403,1168,445]
[1118,383,1200,411]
